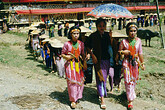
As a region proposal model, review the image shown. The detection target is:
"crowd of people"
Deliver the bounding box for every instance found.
[136,14,159,27]
[27,25,65,77]
[110,13,160,31]
[24,17,146,109]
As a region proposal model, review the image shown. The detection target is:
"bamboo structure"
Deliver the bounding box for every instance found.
[156,0,165,49]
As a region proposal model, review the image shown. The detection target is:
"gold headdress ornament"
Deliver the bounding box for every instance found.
[129,24,138,29]
[70,29,80,34]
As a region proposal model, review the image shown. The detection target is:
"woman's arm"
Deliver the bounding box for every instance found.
[86,47,97,64]
[53,55,56,65]
[138,39,145,70]
[81,53,87,70]
[61,54,74,61]
[139,54,145,70]
[118,40,129,56]
[119,50,130,56]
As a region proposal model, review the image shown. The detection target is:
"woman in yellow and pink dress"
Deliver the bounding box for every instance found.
[62,26,87,109]
[119,22,145,109]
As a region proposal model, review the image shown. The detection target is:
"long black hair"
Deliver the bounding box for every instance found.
[95,17,106,27]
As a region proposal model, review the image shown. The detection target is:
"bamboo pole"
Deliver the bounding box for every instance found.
[156,0,165,49]
[40,14,41,22]
[83,12,84,20]
[28,3,31,26]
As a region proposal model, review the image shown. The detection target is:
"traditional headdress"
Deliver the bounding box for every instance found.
[70,29,80,34]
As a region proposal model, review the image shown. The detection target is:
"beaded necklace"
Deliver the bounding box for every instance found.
[128,37,136,47]
[72,41,78,49]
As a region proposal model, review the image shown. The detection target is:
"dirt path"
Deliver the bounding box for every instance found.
[0,33,165,110]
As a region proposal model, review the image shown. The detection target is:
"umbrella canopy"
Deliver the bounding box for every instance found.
[39,34,49,39]
[30,29,41,35]
[42,38,50,43]
[28,26,37,30]
[57,21,62,24]
[48,22,54,25]
[31,22,45,27]
[49,39,64,48]
[87,3,134,19]
[112,31,127,38]
[79,26,93,33]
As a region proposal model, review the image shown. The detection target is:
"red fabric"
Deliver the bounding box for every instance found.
[16,6,165,15]
[2,0,62,3]
[16,7,95,15]
[125,6,165,11]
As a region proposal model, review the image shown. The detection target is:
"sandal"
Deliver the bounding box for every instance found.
[50,70,55,73]
[100,103,106,109]
[117,87,121,92]
[76,99,80,104]
[128,104,133,109]
[71,102,76,109]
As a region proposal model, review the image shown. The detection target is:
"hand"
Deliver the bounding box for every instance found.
[119,50,130,55]
[85,54,90,61]
[67,55,74,61]
[62,54,74,61]
[141,64,145,70]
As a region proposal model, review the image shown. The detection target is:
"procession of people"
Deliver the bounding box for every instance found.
[1,0,165,109]
[23,16,146,110]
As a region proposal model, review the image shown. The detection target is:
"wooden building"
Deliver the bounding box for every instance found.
[1,0,165,25]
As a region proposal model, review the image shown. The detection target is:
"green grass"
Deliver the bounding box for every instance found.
[0,35,49,76]
[7,31,27,38]
[0,42,10,47]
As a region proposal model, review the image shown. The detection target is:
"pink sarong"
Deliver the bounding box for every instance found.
[119,37,143,101]
[67,80,84,102]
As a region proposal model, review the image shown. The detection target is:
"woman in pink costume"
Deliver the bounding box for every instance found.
[119,22,145,109]
[62,26,87,109]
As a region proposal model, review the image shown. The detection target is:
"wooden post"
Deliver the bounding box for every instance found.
[28,3,31,26]
[40,14,41,22]
[156,0,165,49]
[83,12,84,20]
[76,13,77,20]
[48,14,50,20]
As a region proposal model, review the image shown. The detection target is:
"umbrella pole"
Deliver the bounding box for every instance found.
[156,0,165,49]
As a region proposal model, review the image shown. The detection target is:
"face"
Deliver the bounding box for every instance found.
[71,30,80,42]
[97,21,106,35]
[128,27,137,39]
